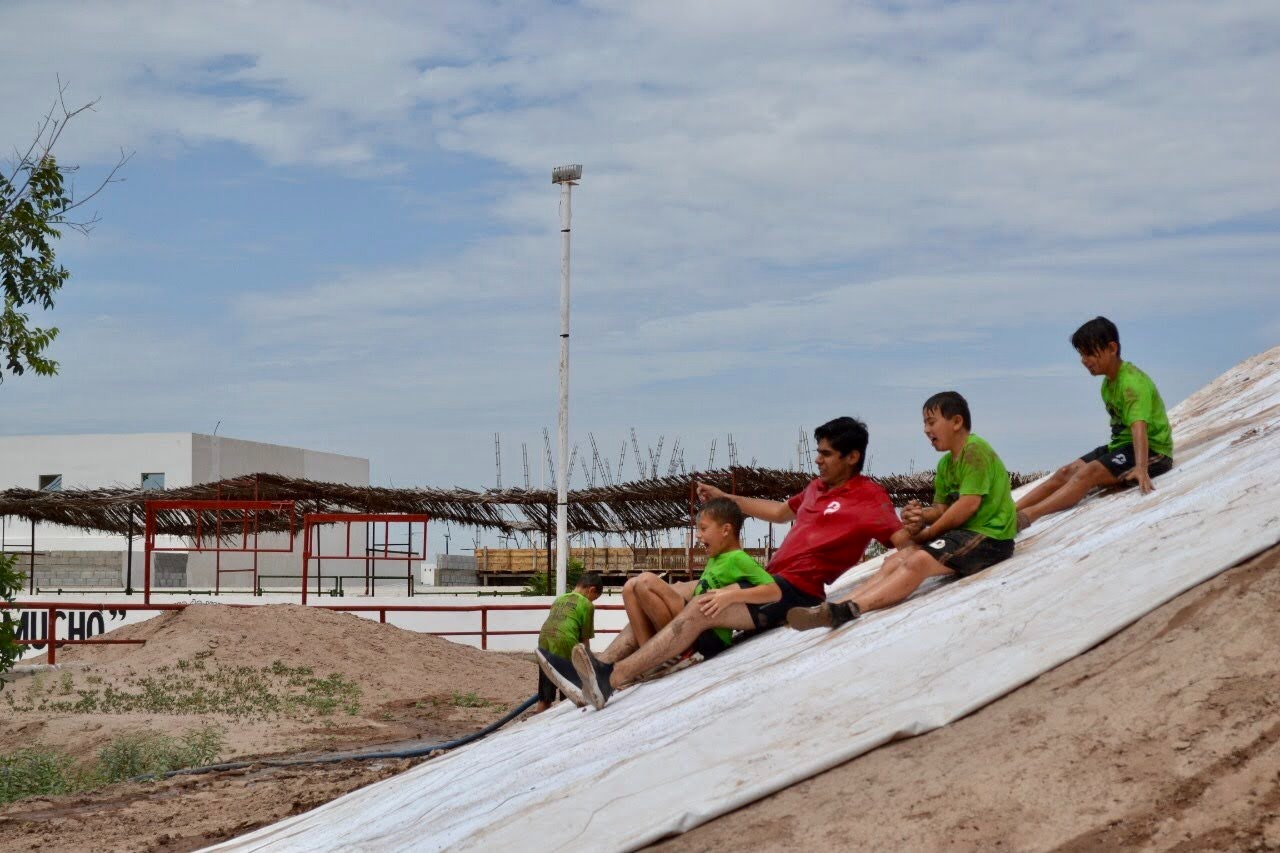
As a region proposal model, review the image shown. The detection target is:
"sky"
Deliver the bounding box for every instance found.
[2,1,1278,549]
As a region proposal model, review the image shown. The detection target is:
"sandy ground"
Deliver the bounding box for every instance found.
[1,542,1276,853]
[0,604,537,852]
[649,543,1280,853]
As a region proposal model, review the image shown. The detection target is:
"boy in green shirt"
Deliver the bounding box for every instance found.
[537,499,773,705]
[534,571,602,712]
[789,391,1016,630]
[1016,316,1173,531]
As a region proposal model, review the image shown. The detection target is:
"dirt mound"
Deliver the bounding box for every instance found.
[0,604,535,765]
[649,543,1280,853]
[0,604,540,852]
[57,603,531,704]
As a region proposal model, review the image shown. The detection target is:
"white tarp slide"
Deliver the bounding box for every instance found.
[210,347,1280,853]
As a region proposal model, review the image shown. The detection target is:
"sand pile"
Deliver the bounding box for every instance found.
[57,603,533,706]
[650,543,1280,853]
[0,604,539,852]
[1,604,536,764]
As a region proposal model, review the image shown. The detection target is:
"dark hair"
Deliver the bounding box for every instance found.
[922,391,971,431]
[576,570,604,591]
[1071,316,1121,357]
[699,497,744,536]
[813,417,869,474]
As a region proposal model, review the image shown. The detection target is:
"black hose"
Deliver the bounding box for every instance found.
[132,694,539,783]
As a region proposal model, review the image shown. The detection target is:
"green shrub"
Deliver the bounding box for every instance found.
[0,554,24,687]
[0,748,78,804]
[521,557,584,596]
[96,725,224,783]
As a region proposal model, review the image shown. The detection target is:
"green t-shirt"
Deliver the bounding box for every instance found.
[1102,362,1173,457]
[693,549,774,646]
[538,590,595,659]
[933,434,1017,541]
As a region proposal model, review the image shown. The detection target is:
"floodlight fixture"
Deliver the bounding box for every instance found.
[552,164,583,184]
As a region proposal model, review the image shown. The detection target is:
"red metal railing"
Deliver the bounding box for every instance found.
[301,513,428,604]
[4,600,627,663]
[144,499,298,603]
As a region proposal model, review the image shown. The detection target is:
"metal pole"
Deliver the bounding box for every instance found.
[126,506,134,595]
[555,177,573,596]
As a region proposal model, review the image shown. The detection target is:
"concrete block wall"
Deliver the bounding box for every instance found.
[28,550,123,590]
[154,553,188,588]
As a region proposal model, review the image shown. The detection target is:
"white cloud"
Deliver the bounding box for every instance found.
[3,0,1278,497]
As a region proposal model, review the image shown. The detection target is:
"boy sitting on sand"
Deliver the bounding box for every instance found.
[533,571,602,712]
[788,391,1016,630]
[1015,316,1173,531]
[537,499,774,705]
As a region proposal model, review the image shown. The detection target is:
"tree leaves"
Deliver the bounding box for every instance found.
[1,151,71,379]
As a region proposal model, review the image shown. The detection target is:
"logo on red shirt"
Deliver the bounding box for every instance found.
[823,501,841,515]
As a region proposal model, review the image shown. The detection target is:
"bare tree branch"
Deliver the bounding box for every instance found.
[1,77,133,230]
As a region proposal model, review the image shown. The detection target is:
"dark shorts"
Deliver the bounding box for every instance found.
[693,629,731,660]
[693,579,759,657]
[537,668,560,705]
[746,575,823,630]
[1080,444,1173,480]
[922,529,1015,577]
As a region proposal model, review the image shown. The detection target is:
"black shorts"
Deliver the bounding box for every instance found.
[693,629,731,660]
[922,529,1015,577]
[693,579,759,657]
[746,575,823,630]
[537,668,560,705]
[1080,444,1173,480]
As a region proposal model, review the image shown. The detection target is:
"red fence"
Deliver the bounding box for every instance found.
[301,513,428,604]
[4,599,628,664]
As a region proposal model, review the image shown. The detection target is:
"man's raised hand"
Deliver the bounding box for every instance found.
[695,482,726,502]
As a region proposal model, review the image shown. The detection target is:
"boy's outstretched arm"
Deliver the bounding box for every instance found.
[1122,421,1155,494]
[911,496,981,544]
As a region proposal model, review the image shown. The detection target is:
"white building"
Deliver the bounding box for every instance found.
[0,433,369,592]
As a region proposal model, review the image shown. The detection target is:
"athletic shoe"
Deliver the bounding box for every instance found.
[786,600,860,631]
[536,649,586,707]
[572,643,615,710]
[1016,511,1032,532]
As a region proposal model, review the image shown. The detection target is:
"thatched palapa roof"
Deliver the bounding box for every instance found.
[0,468,1041,538]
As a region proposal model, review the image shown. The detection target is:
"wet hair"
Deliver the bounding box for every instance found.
[814,417,869,474]
[1071,316,1121,357]
[923,391,971,431]
[576,570,604,592]
[699,497,745,536]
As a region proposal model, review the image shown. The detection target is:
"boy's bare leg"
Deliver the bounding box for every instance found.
[597,624,639,664]
[829,550,913,608]
[1020,460,1118,526]
[622,575,661,647]
[634,577,694,644]
[847,550,954,613]
[791,550,956,631]
[1016,461,1083,511]
[610,600,756,688]
[623,573,693,646]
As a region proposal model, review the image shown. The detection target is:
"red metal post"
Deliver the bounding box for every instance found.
[481,608,488,650]
[46,605,56,665]
[301,520,311,606]
[144,502,154,606]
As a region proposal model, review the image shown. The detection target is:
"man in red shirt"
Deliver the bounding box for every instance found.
[560,417,911,710]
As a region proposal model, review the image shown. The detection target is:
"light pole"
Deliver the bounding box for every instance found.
[551,163,582,596]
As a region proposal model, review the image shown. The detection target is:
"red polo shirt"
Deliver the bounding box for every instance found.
[768,475,903,598]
